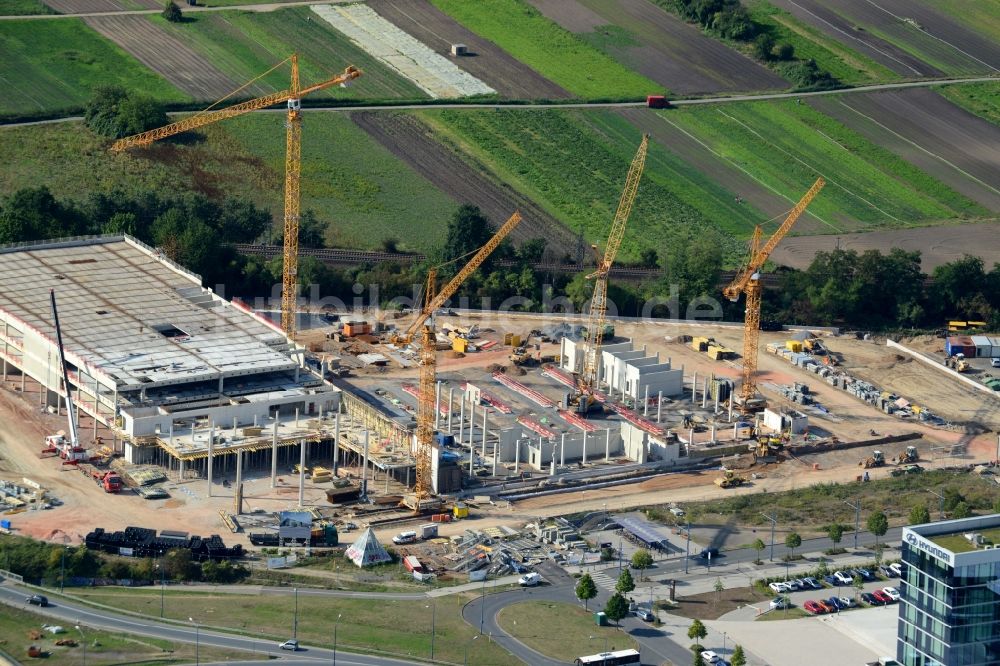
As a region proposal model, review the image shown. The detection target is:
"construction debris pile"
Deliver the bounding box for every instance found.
[1,479,59,513]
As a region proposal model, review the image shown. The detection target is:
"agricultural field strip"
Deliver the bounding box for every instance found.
[649,111,840,231]
[826,97,1000,201]
[83,14,239,99]
[714,107,903,223]
[311,4,494,99]
[42,0,128,11]
[862,0,999,74]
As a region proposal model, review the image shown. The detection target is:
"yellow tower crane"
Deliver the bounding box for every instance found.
[579,134,649,407]
[722,177,825,412]
[392,211,523,510]
[110,55,362,338]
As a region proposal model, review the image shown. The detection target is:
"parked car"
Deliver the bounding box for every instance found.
[878,565,896,578]
[882,587,901,601]
[635,608,655,622]
[769,596,789,610]
[784,580,801,591]
[817,600,836,613]
[25,595,48,607]
[701,650,721,664]
[856,568,874,581]
[872,590,893,604]
[889,563,904,576]
[839,596,858,608]
[802,577,823,590]
[279,640,300,651]
[992,358,1000,368]
[860,592,879,605]
[669,507,686,517]
[833,571,854,585]
[827,597,847,610]
[769,581,791,593]
[803,600,825,614]
[823,574,840,587]
[518,573,541,587]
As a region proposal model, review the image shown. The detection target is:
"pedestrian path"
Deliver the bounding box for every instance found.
[590,570,617,591]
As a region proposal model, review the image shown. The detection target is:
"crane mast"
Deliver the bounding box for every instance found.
[580,134,648,394]
[49,289,79,448]
[110,56,362,339]
[723,177,825,410]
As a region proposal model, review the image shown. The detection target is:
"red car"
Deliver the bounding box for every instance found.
[817,600,836,613]
[872,590,894,604]
[803,600,825,614]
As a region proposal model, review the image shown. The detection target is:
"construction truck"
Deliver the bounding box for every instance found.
[893,446,919,465]
[714,469,746,488]
[859,450,886,469]
[78,464,123,493]
[752,435,782,463]
[945,354,970,372]
[509,348,537,366]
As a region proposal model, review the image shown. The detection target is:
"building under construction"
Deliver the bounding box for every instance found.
[0,235,344,477]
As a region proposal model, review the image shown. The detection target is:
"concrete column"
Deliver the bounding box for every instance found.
[447,388,454,432]
[458,392,466,443]
[550,440,556,476]
[728,398,734,421]
[492,440,498,476]
[469,400,476,449]
[168,421,174,447]
[688,428,694,446]
[643,385,650,416]
[692,372,698,403]
[93,376,100,438]
[298,440,306,507]
[657,391,663,423]
[605,429,611,462]
[481,408,488,459]
[270,416,279,488]
[332,413,340,473]
[714,389,719,413]
[236,449,243,496]
[435,381,442,430]
[733,423,738,439]
[710,423,717,444]
[178,458,185,480]
[560,433,566,467]
[361,430,370,496]
[295,408,299,429]
[582,431,588,465]
[469,439,475,475]
[206,424,215,497]
[702,378,708,408]
[514,439,520,471]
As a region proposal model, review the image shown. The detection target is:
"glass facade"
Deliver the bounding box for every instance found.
[897,543,1000,665]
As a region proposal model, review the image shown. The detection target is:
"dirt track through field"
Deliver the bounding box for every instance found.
[350,111,575,253]
[528,0,786,94]
[367,0,569,100]
[83,14,239,99]
[809,89,1000,211]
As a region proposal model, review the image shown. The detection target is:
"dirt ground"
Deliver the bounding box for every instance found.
[809,89,1000,211]
[367,0,569,100]
[83,14,241,100]
[349,111,577,255]
[527,0,786,94]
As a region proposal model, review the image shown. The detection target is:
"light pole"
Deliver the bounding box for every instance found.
[760,512,777,561]
[479,577,487,634]
[927,489,945,518]
[589,634,609,664]
[189,617,199,666]
[684,519,691,574]
[293,587,299,639]
[332,612,342,666]
[60,537,69,593]
[156,562,165,618]
[75,623,86,665]
[723,631,727,656]
[844,499,861,549]
[426,601,436,660]
[464,635,479,666]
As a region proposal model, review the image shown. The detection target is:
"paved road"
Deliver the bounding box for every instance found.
[0,580,421,666]
[2,77,996,129]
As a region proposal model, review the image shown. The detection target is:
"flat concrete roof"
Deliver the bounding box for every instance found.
[0,236,296,390]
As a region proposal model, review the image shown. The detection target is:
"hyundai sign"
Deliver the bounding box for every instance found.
[904,529,954,566]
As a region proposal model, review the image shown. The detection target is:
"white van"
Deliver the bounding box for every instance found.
[518,572,541,587]
[392,531,417,545]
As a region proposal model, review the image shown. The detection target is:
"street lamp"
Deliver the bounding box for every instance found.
[425,601,436,660]
[479,577,487,634]
[332,612,342,666]
[589,635,609,665]
[189,617,199,666]
[844,499,861,549]
[74,623,86,666]
[760,512,777,561]
[927,489,945,517]
[155,562,165,618]
[293,587,299,639]
[464,635,479,666]
[60,536,69,593]
[723,631,727,656]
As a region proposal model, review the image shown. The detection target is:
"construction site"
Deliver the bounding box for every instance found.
[1,123,999,590]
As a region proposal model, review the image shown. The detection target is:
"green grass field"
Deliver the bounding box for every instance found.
[66,588,514,665]
[151,7,426,101]
[0,19,188,118]
[0,115,455,252]
[938,82,1000,127]
[430,0,659,99]
[496,601,637,661]
[663,100,988,231]
[421,108,752,262]
[747,1,898,85]
[1,0,56,15]
[0,604,241,665]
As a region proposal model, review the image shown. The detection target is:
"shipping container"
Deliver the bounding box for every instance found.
[971,335,992,357]
[646,95,669,109]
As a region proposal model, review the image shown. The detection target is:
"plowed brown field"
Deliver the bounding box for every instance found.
[350,111,576,253]
[809,89,1000,211]
[43,0,129,12]
[368,0,569,100]
[528,0,786,94]
[83,14,238,100]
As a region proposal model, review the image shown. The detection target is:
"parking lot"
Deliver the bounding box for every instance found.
[760,565,905,617]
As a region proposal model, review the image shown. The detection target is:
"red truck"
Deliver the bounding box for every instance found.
[646,95,670,109]
[79,464,123,493]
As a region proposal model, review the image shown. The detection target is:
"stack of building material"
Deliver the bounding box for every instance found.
[608,403,664,437]
[492,371,555,408]
[541,364,578,389]
[311,467,333,483]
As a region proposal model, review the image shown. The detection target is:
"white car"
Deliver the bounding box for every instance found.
[279,640,299,651]
[992,358,1000,368]
[769,596,789,610]
[839,596,858,608]
[768,581,790,593]
[701,650,721,664]
[882,587,900,601]
[834,571,854,585]
[518,573,541,587]
[670,507,686,517]
[889,562,904,576]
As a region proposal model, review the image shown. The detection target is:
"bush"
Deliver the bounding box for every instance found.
[162,1,182,22]
[776,43,795,60]
[84,85,168,140]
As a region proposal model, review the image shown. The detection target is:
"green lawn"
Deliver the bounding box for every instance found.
[66,588,515,665]
[938,82,1000,127]
[0,114,455,252]
[747,1,898,85]
[1,0,57,15]
[421,108,749,262]
[430,0,659,99]
[0,19,188,119]
[0,604,244,665]
[150,7,426,101]
[496,601,637,661]
[664,100,987,232]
